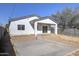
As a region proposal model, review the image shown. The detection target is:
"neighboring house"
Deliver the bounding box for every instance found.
[9,15,58,36]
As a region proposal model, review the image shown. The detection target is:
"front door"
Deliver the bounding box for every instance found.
[42,26,48,33]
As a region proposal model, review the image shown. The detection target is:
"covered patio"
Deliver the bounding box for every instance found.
[34,18,58,37]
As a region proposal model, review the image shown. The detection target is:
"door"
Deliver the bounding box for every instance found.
[42,26,48,33]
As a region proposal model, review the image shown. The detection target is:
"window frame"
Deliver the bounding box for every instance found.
[17,25,25,30]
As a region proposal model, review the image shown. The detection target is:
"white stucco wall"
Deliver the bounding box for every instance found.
[9,17,37,36]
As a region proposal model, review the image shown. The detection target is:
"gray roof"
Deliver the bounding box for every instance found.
[9,15,60,26]
[9,14,40,22]
[30,16,59,24]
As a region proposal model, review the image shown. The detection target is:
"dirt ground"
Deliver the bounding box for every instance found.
[66,49,79,56]
[38,34,79,47]
[11,35,36,43]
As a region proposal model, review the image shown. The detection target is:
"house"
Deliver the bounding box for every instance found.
[9,15,58,36]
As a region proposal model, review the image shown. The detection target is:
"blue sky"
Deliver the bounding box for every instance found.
[0,3,79,24]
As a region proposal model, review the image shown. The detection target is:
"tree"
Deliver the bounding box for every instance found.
[51,8,73,31]
[70,14,79,29]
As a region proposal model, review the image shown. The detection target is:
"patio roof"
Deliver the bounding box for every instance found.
[35,18,57,24]
[34,17,58,36]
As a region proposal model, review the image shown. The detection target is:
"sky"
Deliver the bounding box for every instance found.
[0,3,79,25]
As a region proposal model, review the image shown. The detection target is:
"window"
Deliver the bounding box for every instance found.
[17,25,25,30]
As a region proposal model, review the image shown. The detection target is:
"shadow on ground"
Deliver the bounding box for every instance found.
[0,26,16,56]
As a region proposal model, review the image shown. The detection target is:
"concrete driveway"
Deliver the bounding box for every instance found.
[13,39,79,56]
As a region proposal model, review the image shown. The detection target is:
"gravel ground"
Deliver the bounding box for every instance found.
[12,39,79,56]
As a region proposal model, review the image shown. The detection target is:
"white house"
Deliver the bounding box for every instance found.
[9,15,58,36]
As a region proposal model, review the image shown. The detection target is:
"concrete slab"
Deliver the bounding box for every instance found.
[13,39,79,56]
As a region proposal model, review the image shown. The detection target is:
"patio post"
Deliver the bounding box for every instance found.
[55,24,58,35]
[34,22,38,39]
